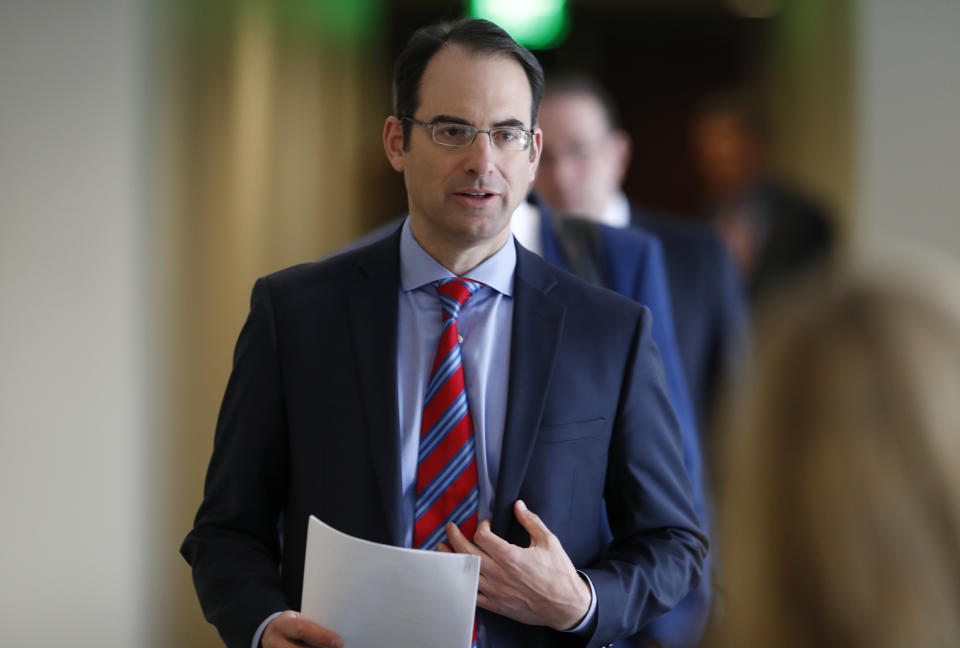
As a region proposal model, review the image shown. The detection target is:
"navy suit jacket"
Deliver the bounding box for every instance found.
[537,202,712,647]
[630,209,749,434]
[181,230,707,648]
[742,180,834,304]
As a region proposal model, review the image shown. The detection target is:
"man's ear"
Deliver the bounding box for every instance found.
[383,116,405,172]
[611,129,632,185]
[529,126,543,166]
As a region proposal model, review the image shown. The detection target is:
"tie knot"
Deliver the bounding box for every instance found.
[435,278,483,320]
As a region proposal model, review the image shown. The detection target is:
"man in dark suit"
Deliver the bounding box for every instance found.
[535,75,749,437]
[348,195,702,486]
[534,75,749,646]
[182,19,706,648]
[692,93,834,306]
[346,193,710,648]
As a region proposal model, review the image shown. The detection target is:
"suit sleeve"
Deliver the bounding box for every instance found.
[582,305,709,648]
[180,277,291,648]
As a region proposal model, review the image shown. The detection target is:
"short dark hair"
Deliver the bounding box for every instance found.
[543,72,623,132]
[393,18,544,149]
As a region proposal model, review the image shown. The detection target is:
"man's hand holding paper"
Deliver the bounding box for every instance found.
[262,611,342,648]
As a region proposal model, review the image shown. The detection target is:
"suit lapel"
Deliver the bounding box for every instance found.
[346,231,404,546]
[492,244,566,534]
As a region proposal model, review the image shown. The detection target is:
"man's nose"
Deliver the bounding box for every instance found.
[462,132,496,175]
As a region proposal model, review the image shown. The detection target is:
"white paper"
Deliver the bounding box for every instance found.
[300,515,481,648]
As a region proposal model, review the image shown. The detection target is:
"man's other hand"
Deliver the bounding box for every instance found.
[440,499,591,631]
[262,611,344,648]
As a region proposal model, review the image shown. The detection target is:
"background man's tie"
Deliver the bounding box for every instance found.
[414,277,483,551]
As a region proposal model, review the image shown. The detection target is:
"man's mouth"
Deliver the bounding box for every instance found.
[456,191,496,199]
[452,189,500,208]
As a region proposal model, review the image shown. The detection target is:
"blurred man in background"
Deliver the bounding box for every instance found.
[692,93,835,306]
[535,74,748,444]
[535,73,748,648]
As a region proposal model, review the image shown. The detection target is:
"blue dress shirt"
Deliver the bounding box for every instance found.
[396,217,515,547]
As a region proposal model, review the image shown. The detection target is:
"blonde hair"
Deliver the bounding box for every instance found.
[711,254,960,648]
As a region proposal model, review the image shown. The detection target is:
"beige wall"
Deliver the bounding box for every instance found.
[0,1,147,644]
[854,0,960,257]
[0,0,387,645]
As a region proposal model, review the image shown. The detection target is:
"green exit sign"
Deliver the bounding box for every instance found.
[468,0,570,49]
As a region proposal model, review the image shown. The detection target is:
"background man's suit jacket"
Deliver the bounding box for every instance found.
[181,230,707,648]
[536,202,712,647]
[743,180,834,304]
[630,208,749,434]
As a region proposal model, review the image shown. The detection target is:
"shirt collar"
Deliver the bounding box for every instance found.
[598,190,631,228]
[509,199,542,256]
[399,216,515,297]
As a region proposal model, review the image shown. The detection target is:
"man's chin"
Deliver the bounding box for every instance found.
[449,213,511,245]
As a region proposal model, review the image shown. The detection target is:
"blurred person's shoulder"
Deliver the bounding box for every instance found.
[633,209,730,267]
[760,179,833,231]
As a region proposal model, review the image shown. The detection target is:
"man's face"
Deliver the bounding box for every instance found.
[535,92,629,221]
[383,45,541,258]
[693,113,762,201]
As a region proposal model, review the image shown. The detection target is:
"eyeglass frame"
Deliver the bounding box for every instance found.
[401,116,535,151]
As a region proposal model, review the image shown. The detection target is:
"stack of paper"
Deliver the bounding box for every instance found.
[301,515,481,647]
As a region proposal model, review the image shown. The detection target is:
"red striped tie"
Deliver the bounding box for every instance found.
[414,277,483,550]
[415,277,482,648]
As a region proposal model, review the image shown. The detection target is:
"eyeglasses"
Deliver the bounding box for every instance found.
[403,117,533,151]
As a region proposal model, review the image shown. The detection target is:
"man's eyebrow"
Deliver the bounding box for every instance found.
[430,115,529,129]
[492,118,527,129]
[430,115,472,126]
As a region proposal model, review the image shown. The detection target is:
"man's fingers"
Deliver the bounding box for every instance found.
[513,499,552,545]
[294,613,340,645]
[264,611,343,648]
[476,590,495,612]
[476,589,507,616]
[444,522,480,555]
[446,521,513,586]
[296,616,343,648]
[473,518,517,565]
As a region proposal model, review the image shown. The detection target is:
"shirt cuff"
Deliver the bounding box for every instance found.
[252,611,284,648]
[563,570,598,635]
